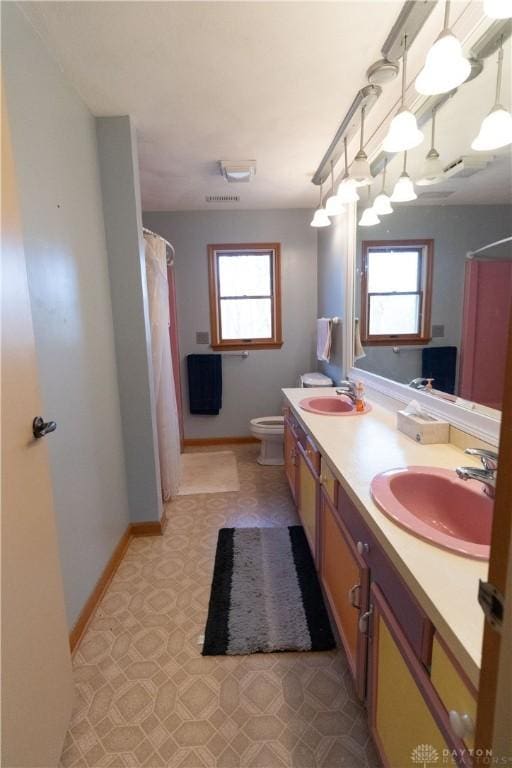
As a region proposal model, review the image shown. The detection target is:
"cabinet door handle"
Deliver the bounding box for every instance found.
[348,583,361,609]
[358,605,373,635]
[449,710,475,740]
[357,541,369,555]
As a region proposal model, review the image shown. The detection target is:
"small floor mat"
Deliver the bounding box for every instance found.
[177,451,240,495]
[202,526,336,655]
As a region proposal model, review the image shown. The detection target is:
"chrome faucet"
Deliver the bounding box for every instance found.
[456,448,498,499]
[336,380,357,403]
[409,377,433,390]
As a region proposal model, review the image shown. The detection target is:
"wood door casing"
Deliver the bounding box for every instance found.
[320,489,369,698]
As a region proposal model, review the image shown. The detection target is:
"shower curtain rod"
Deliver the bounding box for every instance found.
[143,226,176,265]
[466,235,512,260]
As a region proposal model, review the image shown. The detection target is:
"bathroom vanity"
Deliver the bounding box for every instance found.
[282,387,488,767]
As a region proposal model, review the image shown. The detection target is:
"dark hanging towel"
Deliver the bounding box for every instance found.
[422,346,457,394]
[187,354,223,415]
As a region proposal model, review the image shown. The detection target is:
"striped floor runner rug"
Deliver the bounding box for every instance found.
[202,526,335,655]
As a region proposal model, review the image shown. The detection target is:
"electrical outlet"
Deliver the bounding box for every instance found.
[432,324,445,338]
[196,331,210,345]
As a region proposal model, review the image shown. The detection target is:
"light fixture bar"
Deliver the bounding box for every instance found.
[312,85,381,186]
[381,0,436,62]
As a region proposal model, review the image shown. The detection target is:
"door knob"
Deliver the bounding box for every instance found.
[33,416,57,439]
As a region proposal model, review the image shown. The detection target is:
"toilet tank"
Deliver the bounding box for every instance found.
[300,372,333,388]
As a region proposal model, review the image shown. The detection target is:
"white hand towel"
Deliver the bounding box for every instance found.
[354,318,366,361]
[317,318,332,362]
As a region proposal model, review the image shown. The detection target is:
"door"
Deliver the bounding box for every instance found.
[284,416,298,502]
[459,259,512,408]
[369,585,457,767]
[1,86,73,766]
[320,489,369,698]
[297,443,318,561]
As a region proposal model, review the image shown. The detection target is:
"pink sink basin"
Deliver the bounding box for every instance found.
[371,466,493,560]
[299,395,371,416]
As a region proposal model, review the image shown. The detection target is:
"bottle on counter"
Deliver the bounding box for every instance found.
[355,381,366,412]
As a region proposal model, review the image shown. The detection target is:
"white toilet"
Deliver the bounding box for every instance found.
[250,416,285,465]
[249,372,333,466]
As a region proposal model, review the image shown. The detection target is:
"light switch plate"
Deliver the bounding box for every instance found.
[196,331,210,345]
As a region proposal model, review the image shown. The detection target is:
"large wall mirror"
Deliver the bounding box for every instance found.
[353,36,511,414]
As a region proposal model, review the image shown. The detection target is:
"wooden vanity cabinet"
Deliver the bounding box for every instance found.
[368,584,459,767]
[283,411,299,503]
[297,436,320,564]
[319,486,369,698]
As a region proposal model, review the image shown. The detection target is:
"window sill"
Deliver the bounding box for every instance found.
[211,340,284,351]
[362,337,432,347]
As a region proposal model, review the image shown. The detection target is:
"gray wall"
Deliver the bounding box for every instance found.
[143,210,317,438]
[97,117,162,525]
[354,204,512,385]
[3,4,129,627]
[317,213,352,384]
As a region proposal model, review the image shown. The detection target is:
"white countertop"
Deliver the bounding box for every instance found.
[283,386,488,689]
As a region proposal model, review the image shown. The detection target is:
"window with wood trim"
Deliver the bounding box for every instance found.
[361,240,433,345]
[208,243,283,350]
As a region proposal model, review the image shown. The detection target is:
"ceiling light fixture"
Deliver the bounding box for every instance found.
[359,186,381,226]
[325,160,345,217]
[472,39,512,151]
[417,108,444,185]
[390,151,417,202]
[415,1,471,95]
[310,182,331,228]
[220,160,256,183]
[350,105,373,185]
[337,137,360,202]
[483,0,512,19]
[383,34,424,152]
[372,159,394,215]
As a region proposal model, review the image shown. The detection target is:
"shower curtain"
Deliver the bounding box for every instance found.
[144,233,181,501]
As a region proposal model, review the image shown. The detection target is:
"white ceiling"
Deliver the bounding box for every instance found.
[21,0,403,210]
[20,1,512,211]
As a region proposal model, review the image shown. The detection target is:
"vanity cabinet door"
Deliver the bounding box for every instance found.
[297,442,318,562]
[369,584,458,768]
[319,488,369,699]
[284,417,298,503]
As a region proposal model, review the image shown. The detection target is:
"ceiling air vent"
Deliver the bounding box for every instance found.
[205,195,240,203]
[443,155,494,179]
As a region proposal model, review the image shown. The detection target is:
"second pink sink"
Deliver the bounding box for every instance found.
[371,466,492,560]
[299,395,371,416]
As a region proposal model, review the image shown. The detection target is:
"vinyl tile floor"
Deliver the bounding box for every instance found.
[60,445,380,768]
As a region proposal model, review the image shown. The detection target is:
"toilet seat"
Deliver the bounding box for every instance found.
[250,416,284,436]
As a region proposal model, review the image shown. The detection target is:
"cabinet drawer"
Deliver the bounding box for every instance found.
[431,634,477,749]
[320,458,338,507]
[338,485,433,664]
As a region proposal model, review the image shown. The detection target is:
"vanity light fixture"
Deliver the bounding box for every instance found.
[417,109,444,185]
[415,1,471,95]
[372,159,394,215]
[310,182,331,227]
[337,137,360,203]
[383,35,424,153]
[483,0,512,19]
[390,151,417,202]
[350,105,373,185]
[325,160,345,217]
[359,186,381,227]
[472,39,512,151]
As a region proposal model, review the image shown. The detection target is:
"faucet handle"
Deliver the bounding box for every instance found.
[464,448,498,471]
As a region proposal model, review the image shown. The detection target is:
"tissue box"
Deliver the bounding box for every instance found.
[397,410,449,444]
